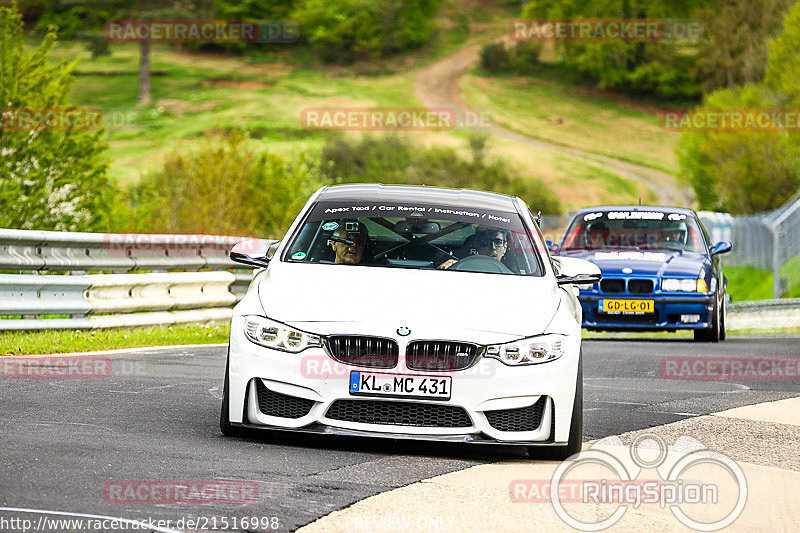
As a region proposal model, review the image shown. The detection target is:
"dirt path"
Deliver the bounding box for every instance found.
[413,45,693,206]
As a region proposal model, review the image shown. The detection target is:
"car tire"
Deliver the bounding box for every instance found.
[694,297,721,343]
[220,352,244,437]
[719,298,727,341]
[530,357,583,461]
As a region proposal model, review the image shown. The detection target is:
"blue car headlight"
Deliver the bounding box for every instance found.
[662,278,707,293]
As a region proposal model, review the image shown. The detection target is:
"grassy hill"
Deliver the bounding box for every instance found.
[41,5,683,209]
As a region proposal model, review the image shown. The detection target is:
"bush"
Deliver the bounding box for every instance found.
[481,41,543,75]
[124,131,325,238]
[293,0,441,62]
[480,42,511,72]
[321,134,562,214]
[0,4,113,232]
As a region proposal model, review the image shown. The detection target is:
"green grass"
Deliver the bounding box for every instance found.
[725,255,800,302]
[0,323,230,356]
[33,6,675,207]
[461,72,680,175]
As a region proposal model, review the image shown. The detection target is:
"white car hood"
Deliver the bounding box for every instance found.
[256,261,559,338]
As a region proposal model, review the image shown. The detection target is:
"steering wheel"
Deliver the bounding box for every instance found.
[448,254,513,274]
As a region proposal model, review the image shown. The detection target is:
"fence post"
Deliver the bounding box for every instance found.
[769,223,782,299]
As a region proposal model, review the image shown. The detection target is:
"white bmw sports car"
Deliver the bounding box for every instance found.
[221,184,600,459]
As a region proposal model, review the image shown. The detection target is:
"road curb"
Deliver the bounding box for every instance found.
[298,396,800,532]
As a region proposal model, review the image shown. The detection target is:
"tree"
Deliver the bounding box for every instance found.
[696,0,793,91]
[0,2,113,231]
[36,0,214,104]
[677,1,800,216]
[765,0,800,103]
[292,0,440,62]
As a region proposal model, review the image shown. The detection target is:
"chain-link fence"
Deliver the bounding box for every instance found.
[699,193,800,298]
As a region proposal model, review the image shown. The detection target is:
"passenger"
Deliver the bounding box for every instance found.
[438,227,508,269]
[587,222,607,249]
[330,221,368,264]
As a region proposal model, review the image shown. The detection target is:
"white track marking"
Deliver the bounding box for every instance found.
[0,506,184,533]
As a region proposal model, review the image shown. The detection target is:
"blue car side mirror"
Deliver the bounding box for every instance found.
[710,241,732,256]
[545,240,559,253]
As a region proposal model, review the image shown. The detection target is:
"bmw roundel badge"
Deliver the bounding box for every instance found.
[397,326,411,336]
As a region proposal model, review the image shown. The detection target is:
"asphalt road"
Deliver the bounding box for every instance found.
[1,336,799,532]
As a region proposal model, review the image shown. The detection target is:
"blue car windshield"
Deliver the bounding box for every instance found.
[562,210,706,253]
[284,201,545,276]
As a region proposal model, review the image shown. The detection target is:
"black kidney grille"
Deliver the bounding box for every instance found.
[600,279,626,293]
[325,400,472,428]
[628,279,654,294]
[255,380,315,419]
[325,336,399,368]
[484,396,547,432]
[406,341,480,371]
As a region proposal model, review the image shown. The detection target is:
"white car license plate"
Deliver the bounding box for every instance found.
[349,371,451,400]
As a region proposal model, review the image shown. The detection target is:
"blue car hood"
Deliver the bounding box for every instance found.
[558,249,708,277]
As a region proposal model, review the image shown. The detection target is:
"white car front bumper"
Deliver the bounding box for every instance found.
[226,315,581,446]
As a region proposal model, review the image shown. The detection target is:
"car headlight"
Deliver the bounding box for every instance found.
[661,278,706,292]
[484,334,566,366]
[243,315,321,353]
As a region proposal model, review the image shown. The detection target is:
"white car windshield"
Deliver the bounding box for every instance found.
[284,201,545,276]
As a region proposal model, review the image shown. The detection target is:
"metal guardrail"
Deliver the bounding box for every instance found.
[727,298,800,331]
[0,228,261,331]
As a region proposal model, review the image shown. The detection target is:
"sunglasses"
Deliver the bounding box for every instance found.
[476,237,507,248]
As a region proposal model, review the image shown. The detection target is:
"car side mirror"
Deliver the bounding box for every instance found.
[545,240,559,253]
[553,256,602,288]
[710,241,732,256]
[230,239,279,268]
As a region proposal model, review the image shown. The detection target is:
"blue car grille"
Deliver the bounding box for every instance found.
[600,279,625,293]
[599,278,654,295]
[628,279,654,294]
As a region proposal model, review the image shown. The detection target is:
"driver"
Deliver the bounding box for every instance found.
[438,227,508,269]
[660,221,686,247]
[330,220,368,264]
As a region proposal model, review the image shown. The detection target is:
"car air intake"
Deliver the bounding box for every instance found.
[406,341,480,371]
[325,336,399,368]
[600,279,626,293]
[484,396,547,432]
[325,400,473,428]
[628,279,654,294]
[255,380,315,419]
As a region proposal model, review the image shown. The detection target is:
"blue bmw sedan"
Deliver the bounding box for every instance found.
[555,206,732,342]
